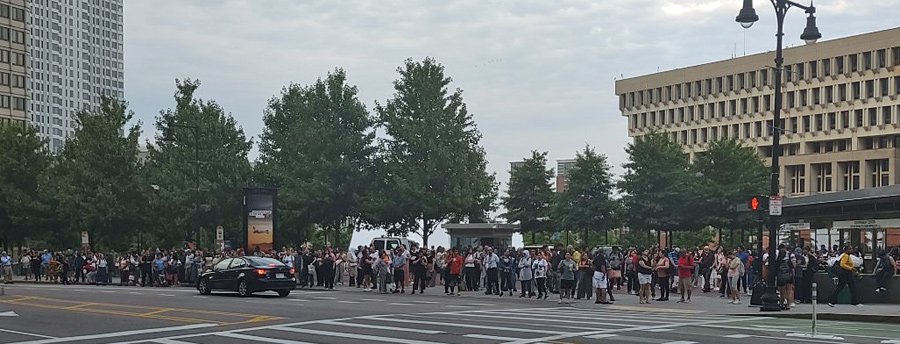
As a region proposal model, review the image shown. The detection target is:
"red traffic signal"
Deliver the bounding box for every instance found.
[748,195,769,211]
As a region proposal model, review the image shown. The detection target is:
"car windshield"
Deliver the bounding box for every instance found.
[246,257,285,267]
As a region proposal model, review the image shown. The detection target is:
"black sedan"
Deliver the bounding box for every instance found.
[197,256,295,297]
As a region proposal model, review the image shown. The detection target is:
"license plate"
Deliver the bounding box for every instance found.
[276,273,286,279]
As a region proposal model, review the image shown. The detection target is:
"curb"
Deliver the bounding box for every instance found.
[733,312,900,324]
[5,279,335,292]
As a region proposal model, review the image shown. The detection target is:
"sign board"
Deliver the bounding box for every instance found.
[833,218,900,229]
[243,188,277,253]
[769,195,782,216]
[781,222,810,231]
[216,225,224,241]
[81,231,89,245]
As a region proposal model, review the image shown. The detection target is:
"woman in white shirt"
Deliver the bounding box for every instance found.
[464,249,478,292]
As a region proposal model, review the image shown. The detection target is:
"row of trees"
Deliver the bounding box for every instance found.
[503,133,768,249]
[0,57,496,252]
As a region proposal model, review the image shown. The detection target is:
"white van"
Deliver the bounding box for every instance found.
[370,237,415,253]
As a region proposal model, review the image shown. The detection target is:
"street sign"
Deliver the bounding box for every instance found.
[81,231,89,245]
[769,195,783,216]
[216,225,224,241]
[782,222,810,231]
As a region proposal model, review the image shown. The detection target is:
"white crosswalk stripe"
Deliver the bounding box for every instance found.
[120,307,765,344]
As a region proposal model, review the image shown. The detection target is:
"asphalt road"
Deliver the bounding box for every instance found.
[1,283,899,344]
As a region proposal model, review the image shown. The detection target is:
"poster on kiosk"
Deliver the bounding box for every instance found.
[243,188,277,255]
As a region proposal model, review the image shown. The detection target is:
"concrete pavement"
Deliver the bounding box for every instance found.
[2,283,900,344]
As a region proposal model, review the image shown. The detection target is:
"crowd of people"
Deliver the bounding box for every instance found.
[2,242,897,311]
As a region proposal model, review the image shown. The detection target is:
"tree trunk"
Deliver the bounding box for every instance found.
[422,219,431,247]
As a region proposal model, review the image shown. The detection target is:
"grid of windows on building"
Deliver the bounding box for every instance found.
[27,0,124,152]
[0,0,27,127]
[617,27,900,197]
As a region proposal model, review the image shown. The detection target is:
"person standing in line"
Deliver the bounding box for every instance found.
[624,249,638,295]
[0,251,12,284]
[607,247,624,293]
[592,250,611,304]
[533,252,549,300]
[576,252,593,300]
[30,251,42,281]
[700,247,715,292]
[558,252,577,304]
[792,247,808,305]
[637,250,654,304]
[483,247,500,295]
[727,250,744,304]
[375,251,392,294]
[571,247,582,298]
[774,244,795,310]
[677,250,695,303]
[654,250,671,301]
[499,249,515,296]
[19,252,31,281]
[360,248,374,292]
[518,250,534,298]
[463,248,477,292]
[446,248,464,296]
[411,250,427,294]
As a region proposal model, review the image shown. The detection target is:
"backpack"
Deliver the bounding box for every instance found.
[776,256,794,284]
[608,253,622,270]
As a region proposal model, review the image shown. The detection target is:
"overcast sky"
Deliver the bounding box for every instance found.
[123,0,900,247]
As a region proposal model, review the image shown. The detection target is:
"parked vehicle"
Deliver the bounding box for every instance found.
[197,256,295,297]
[370,237,416,253]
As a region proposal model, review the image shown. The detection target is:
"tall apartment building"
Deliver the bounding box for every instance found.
[0,0,27,127]
[556,158,575,193]
[27,0,124,152]
[616,27,900,198]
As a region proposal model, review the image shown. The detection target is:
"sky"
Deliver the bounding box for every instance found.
[123,0,900,248]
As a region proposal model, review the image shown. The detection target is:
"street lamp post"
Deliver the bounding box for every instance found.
[163,118,203,249]
[736,0,821,312]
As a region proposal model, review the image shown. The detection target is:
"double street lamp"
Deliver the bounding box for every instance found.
[735,0,821,312]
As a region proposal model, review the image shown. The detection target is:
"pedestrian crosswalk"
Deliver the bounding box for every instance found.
[112,307,769,344]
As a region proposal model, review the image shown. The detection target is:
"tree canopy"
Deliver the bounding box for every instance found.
[503,151,554,244]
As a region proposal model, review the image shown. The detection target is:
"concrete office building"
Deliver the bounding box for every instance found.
[556,158,575,193]
[0,0,27,127]
[616,27,900,198]
[27,0,124,152]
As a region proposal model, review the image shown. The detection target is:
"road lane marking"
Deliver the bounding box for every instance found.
[273,326,445,344]
[140,308,175,316]
[585,334,618,339]
[9,323,218,344]
[464,334,522,341]
[500,317,770,344]
[360,298,385,302]
[321,320,444,334]
[154,339,198,344]
[412,300,440,304]
[724,334,753,338]
[217,332,315,344]
[0,328,57,339]
[159,294,176,297]
[389,302,416,306]
[337,300,361,304]
[642,328,675,332]
[312,296,337,300]
[661,341,697,344]
[363,316,563,334]
[62,302,98,310]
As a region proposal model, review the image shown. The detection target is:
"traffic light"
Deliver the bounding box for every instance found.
[748,195,769,211]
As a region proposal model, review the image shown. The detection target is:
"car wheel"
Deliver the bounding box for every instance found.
[198,278,211,295]
[237,279,251,297]
[277,289,290,297]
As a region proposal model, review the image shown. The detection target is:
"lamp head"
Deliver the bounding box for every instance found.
[735,0,759,29]
[800,11,822,44]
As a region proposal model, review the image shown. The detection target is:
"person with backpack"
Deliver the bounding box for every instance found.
[828,246,861,307]
[792,247,808,306]
[774,244,795,310]
[874,248,897,294]
[607,247,624,300]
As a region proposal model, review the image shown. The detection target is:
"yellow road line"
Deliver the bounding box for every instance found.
[63,302,98,310]
[0,295,282,325]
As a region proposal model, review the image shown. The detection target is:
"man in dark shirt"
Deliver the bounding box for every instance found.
[140,252,152,287]
[549,249,563,294]
[700,247,715,292]
[592,252,611,304]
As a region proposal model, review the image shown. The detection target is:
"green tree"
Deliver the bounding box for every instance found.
[0,123,50,250]
[619,132,693,238]
[373,58,497,246]
[257,69,376,247]
[503,151,554,245]
[144,80,253,249]
[691,138,768,240]
[553,145,620,247]
[51,98,146,251]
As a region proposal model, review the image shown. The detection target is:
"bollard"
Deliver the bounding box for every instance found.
[811,282,817,338]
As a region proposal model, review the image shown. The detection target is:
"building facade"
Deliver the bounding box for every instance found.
[27,0,124,152]
[616,27,900,198]
[556,158,575,193]
[0,0,27,127]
